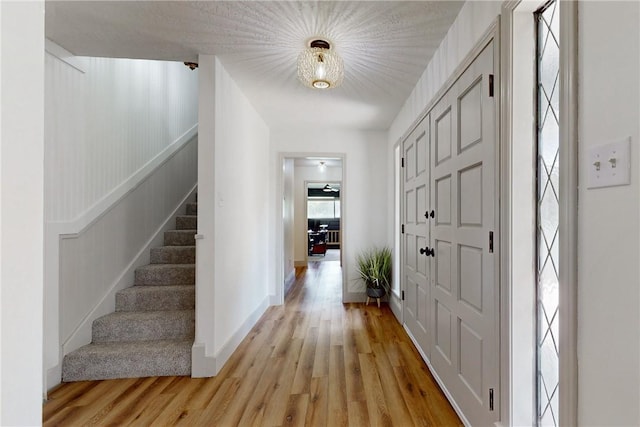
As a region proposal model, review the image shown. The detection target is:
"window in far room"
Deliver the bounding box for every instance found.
[307,198,340,219]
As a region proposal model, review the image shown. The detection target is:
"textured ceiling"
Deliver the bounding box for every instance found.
[45,1,464,131]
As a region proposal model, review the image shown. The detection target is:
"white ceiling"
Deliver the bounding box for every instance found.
[45,1,464,131]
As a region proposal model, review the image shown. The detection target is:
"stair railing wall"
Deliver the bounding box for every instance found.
[43,41,199,392]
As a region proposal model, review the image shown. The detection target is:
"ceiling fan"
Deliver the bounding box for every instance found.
[323,184,339,192]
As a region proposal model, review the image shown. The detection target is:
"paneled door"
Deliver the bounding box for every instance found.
[429,40,499,425]
[402,119,430,354]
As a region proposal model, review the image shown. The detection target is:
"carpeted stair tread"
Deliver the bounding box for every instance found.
[186,202,198,215]
[116,285,195,312]
[176,215,197,230]
[62,339,192,381]
[62,193,198,382]
[135,264,195,285]
[150,246,195,264]
[92,310,194,343]
[164,229,197,246]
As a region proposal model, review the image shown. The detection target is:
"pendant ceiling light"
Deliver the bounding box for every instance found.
[323,184,339,192]
[297,39,344,90]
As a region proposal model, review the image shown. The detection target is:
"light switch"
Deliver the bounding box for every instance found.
[587,137,631,189]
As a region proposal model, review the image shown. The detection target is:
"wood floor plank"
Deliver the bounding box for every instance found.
[43,381,97,419]
[347,400,371,427]
[312,319,331,378]
[215,342,275,426]
[43,261,461,427]
[327,345,349,427]
[142,377,208,425]
[304,376,329,426]
[261,338,304,425]
[343,308,367,404]
[95,376,169,426]
[370,342,414,426]
[290,326,319,394]
[358,352,393,427]
[236,355,287,426]
[281,393,309,427]
[191,377,242,426]
[330,305,345,347]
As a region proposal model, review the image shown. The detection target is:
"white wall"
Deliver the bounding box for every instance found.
[293,165,342,265]
[0,2,44,425]
[214,57,270,356]
[271,129,387,298]
[43,43,199,390]
[194,56,271,375]
[44,47,198,222]
[577,2,640,425]
[388,1,502,146]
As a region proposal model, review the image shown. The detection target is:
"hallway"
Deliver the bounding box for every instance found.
[44,261,461,426]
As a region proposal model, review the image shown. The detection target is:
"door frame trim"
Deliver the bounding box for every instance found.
[557,2,579,425]
[275,152,347,305]
[500,1,579,425]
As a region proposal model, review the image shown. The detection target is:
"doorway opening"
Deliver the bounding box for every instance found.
[306,182,341,264]
[277,154,345,303]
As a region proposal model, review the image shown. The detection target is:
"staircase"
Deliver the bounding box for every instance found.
[62,199,198,381]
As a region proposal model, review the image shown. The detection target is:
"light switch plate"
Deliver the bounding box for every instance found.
[587,137,631,189]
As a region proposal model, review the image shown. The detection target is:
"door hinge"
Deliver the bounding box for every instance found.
[401,157,405,168]
[401,290,405,301]
[489,231,494,253]
[489,388,494,411]
[401,224,405,234]
[489,74,494,97]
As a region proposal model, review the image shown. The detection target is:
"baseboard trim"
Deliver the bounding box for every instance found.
[46,362,62,396]
[191,343,217,378]
[214,295,270,373]
[342,291,367,303]
[191,295,270,377]
[283,269,296,299]
[269,294,282,306]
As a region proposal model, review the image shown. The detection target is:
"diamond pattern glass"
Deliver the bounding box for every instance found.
[536,1,560,426]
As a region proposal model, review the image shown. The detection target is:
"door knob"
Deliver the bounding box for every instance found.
[420,247,435,257]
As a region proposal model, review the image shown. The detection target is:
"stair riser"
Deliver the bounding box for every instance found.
[176,216,197,230]
[150,246,195,264]
[164,230,196,246]
[92,312,194,343]
[62,341,192,382]
[186,203,198,215]
[135,265,195,286]
[116,287,195,312]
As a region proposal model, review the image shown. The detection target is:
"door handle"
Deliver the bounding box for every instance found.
[419,247,435,257]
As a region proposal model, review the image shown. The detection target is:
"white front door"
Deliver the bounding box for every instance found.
[402,119,430,354]
[429,40,499,425]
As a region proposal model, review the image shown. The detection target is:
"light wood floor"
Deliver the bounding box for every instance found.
[44,261,461,426]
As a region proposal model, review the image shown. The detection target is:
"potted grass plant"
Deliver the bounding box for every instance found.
[356,246,392,306]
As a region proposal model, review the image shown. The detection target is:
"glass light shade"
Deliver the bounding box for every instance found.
[297,47,344,89]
